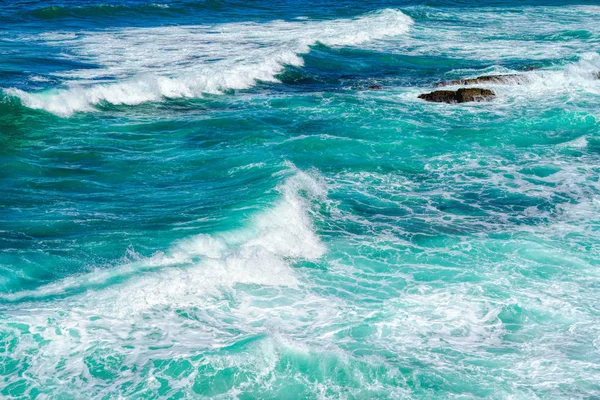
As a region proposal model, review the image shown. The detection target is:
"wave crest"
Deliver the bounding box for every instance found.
[4,9,413,117]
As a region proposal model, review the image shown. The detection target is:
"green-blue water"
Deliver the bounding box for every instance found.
[1,0,600,398]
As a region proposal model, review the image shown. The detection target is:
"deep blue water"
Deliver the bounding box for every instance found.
[1,0,600,398]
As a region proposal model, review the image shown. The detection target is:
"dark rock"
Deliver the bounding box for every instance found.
[456,88,495,102]
[368,85,382,90]
[596,72,600,80]
[435,74,525,87]
[418,90,459,103]
[418,88,495,104]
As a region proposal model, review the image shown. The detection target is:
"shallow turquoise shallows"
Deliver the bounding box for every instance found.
[1,0,600,398]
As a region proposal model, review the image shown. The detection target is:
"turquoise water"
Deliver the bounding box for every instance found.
[1,1,600,398]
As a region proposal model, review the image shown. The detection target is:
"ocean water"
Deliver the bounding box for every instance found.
[1,0,600,398]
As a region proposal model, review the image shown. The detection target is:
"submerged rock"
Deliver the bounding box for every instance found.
[520,65,541,71]
[435,74,525,87]
[368,85,383,90]
[418,88,495,103]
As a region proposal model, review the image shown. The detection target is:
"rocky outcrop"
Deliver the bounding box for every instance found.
[418,88,495,103]
[456,88,495,102]
[435,74,525,87]
[418,90,458,103]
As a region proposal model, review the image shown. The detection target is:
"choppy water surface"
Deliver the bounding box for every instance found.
[1,0,600,398]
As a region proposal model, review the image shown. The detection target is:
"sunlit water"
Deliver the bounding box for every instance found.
[1,0,600,398]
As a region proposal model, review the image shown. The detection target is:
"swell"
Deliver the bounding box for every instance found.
[0,93,52,126]
[27,1,219,20]
[0,93,27,115]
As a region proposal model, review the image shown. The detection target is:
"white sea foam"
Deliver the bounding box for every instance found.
[4,9,413,116]
[560,136,588,149]
[508,52,600,97]
[399,5,600,62]
[29,75,51,82]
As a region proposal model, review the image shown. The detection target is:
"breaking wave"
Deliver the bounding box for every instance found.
[1,169,326,307]
[3,9,413,117]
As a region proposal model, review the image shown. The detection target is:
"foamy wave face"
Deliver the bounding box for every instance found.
[3,9,413,116]
[1,169,326,307]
